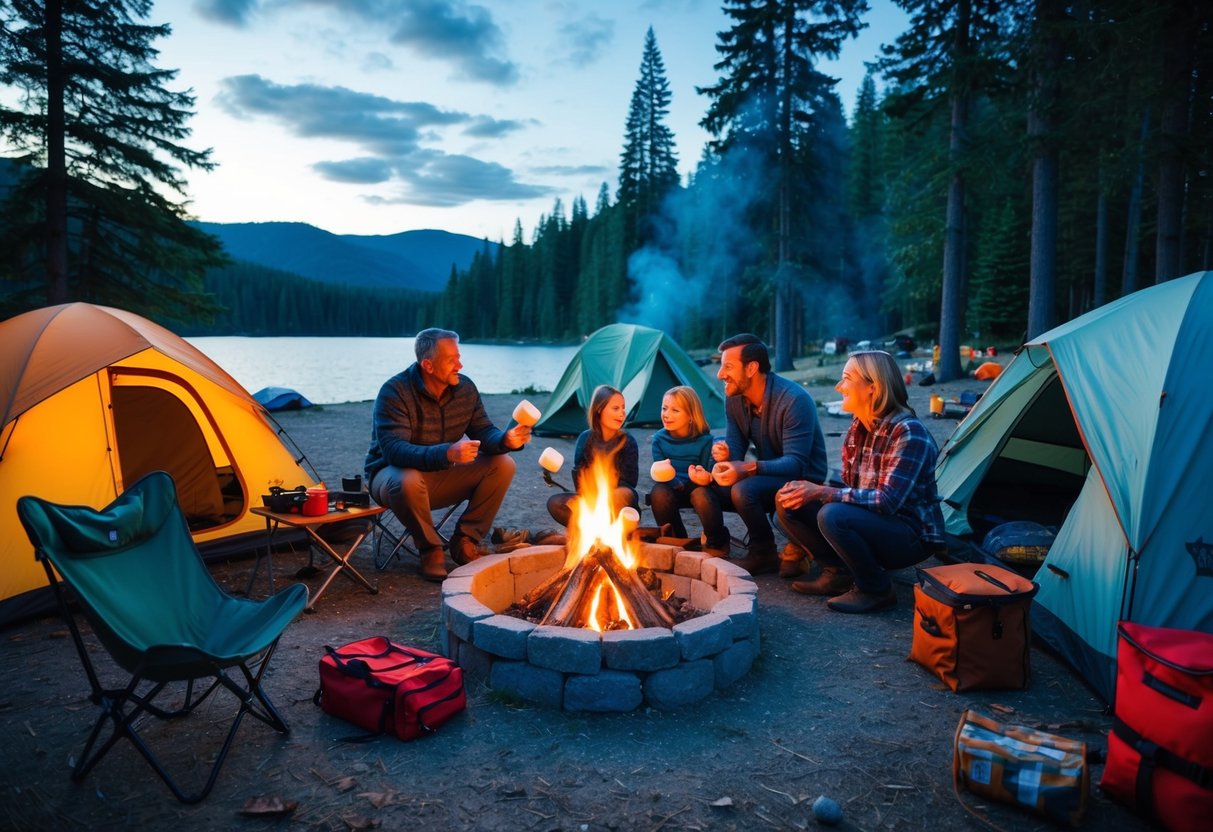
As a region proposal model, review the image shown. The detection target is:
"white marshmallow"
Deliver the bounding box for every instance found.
[513,399,541,426]
[539,447,564,472]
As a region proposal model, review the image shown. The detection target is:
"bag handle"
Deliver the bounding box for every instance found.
[414,686,464,734]
[974,569,1012,593]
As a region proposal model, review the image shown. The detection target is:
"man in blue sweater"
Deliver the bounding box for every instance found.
[707,333,827,574]
[366,328,532,581]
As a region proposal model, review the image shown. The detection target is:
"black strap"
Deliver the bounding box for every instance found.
[1113,717,1213,794]
[414,685,464,734]
[1142,670,1202,709]
[974,569,1012,593]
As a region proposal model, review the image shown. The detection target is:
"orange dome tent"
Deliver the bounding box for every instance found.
[1,303,317,626]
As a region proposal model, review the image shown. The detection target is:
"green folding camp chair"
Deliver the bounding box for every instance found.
[16,470,309,804]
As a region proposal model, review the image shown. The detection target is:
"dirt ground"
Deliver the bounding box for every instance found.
[0,354,1150,831]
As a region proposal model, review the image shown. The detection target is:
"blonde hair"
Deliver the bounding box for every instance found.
[588,384,625,437]
[848,350,915,418]
[663,386,710,437]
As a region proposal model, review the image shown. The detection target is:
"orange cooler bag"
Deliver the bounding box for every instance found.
[909,562,1038,691]
[1101,622,1213,832]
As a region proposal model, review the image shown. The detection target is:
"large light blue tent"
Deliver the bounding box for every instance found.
[934,271,1213,701]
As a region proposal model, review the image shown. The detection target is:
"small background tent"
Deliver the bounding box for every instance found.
[254,386,314,411]
[934,271,1213,701]
[1,303,317,627]
[533,324,725,436]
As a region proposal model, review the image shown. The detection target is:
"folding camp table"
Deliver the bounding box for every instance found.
[250,504,383,612]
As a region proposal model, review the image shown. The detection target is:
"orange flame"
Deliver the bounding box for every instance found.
[565,450,639,631]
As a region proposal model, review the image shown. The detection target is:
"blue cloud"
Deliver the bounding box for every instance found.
[313,157,394,184]
[462,115,531,139]
[361,52,394,73]
[192,0,258,26]
[192,1,517,86]
[216,75,467,154]
[215,75,548,206]
[387,0,518,85]
[530,163,612,177]
[372,151,551,207]
[558,13,614,67]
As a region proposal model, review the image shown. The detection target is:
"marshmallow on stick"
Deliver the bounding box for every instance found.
[513,399,541,427]
[539,447,564,473]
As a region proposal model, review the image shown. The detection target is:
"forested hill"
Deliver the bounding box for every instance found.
[191,221,498,293]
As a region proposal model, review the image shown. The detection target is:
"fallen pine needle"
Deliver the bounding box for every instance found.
[758,782,796,803]
[650,805,689,832]
[771,739,819,765]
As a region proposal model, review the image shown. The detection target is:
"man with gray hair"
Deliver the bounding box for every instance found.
[366,328,532,581]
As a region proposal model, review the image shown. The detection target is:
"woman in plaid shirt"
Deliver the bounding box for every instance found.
[775,350,945,614]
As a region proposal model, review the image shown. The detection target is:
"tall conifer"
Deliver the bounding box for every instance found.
[618,27,680,248]
[0,0,225,319]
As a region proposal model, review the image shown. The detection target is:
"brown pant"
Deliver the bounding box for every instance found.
[371,453,516,551]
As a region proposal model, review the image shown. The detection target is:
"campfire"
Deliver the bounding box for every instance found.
[508,454,690,631]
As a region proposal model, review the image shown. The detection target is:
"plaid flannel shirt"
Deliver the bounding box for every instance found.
[835,410,945,545]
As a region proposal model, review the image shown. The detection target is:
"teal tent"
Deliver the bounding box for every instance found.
[934,271,1213,701]
[533,324,725,436]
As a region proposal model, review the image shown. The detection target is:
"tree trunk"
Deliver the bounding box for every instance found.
[44,0,69,304]
[1026,0,1062,340]
[1154,2,1195,284]
[935,0,971,383]
[1121,110,1149,297]
[773,11,795,373]
[1093,184,1108,307]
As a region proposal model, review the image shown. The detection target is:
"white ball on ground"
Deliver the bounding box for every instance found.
[811,795,842,826]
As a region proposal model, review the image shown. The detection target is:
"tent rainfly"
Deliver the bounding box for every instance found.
[0,303,318,627]
[533,324,725,436]
[934,271,1213,701]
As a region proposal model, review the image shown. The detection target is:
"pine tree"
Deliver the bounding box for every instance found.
[968,198,1027,339]
[698,0,865,369]
[0,0,224,320]
[874,0,1013,380]
[618,27,680,248]
[848,74,885,220]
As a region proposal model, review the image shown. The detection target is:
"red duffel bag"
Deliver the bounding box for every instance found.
[1101,621,1213,832]
[314,636,466,740]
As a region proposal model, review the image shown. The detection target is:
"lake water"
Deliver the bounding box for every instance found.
[186,336,579,405]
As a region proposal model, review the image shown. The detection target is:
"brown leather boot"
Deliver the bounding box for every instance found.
[734,545,779,575]
[778,542,809,579]
[791,566,853,596]
[419,547,448,582]
[449,534,483,566]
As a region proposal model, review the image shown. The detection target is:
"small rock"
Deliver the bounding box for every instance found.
[812,795,842,826]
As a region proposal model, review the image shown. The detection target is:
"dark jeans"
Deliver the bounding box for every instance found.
[371,453,515,550]
[775,501,927,593]
[647,482,722,541]
[703,475,785,552]
[547,486,639,527]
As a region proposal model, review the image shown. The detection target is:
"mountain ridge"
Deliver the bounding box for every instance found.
[191,220,498,293]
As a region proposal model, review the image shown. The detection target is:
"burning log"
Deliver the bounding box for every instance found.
[539,547,606,627]
[597,544,675,629]
[521,560,577,617]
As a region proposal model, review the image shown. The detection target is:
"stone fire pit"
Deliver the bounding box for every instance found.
[440,543,760,711]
